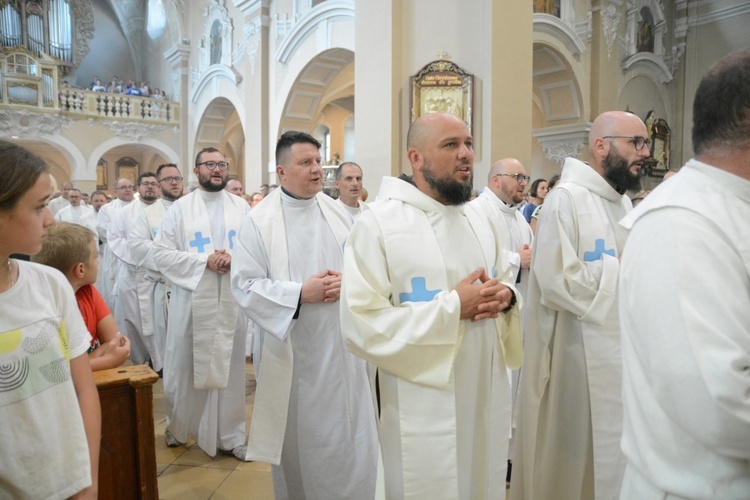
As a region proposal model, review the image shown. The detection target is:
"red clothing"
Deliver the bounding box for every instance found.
[75,284,110,347]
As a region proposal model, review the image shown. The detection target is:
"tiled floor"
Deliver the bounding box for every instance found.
[153,360,274,499]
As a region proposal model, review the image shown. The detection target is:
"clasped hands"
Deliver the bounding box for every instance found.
[301,269,342,304]
[207,249,231,275]
[456,267,514,322]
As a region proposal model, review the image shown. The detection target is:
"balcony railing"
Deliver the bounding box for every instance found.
[57,89,179,124]
[1,48,179,125]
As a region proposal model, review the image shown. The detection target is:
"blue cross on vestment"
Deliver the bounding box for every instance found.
[151,227,159,238]
[189,231,211,253]
[228,229,236,250]
[400,277,442,303]
[583,238,616,262]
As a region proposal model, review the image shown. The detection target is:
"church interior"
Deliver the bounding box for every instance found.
[2,0,748,198]
[1,0,749,498]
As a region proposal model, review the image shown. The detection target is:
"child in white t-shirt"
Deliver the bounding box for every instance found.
[0,140,100,499]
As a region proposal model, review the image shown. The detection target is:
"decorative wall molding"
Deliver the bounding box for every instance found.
[201,0,234,70]
[601,4,622,59]
[533,122,592,165]
[533,14,587,60]
[101,120,167,142]
[621,52,673,83]
[232,16,265,74]
[72,0,95,66]
[275,0,354,64]
[0,110,73,136]
[689,1,750,27]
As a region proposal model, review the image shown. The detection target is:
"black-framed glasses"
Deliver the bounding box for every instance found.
[495,173,531,184]
[602,135,652,151]
[160,176,183,184]
[197,161,229,171]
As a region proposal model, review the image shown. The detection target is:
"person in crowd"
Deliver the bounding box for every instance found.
[341,113,522,498]
[618,48,750,499]
[529,173,560,234]
[49,181,74,215]
[108,172,162,372]
[55,188,93,224]
[521,177,548,222]
[225,178,244,197]
[129,164,184,375]
[153,148,250,460]
[0,140,100,498]
[469,157,534,477]
[248,192,263,207]
[96,178,134,310]
[231,131,378,498]
[511,110,650,500]
[335,161,365,219]
[32,222,131,372]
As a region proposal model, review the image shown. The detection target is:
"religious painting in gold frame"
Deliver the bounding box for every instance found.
[644,115,670,177]
[411,60,473,135]
[115,157,140,187]
[96,158,108,190]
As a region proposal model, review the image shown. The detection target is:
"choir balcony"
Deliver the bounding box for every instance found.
[0,48,180,126]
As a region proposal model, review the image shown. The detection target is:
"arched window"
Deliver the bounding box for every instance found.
[1,0,73,63]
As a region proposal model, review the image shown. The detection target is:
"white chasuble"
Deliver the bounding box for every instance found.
[341,176,522,499]
[153,189,248,456]
[181,190,241,389]
[231,188,378,499]
[511,157,631,500]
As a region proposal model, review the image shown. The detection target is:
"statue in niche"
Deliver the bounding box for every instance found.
[210,20,222,65]
[637,7,655,53]
[533,0,560,17]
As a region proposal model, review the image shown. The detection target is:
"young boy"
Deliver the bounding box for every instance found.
[32,222,130,371]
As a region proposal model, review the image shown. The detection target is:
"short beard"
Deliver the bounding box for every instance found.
[423,163,473,205]
[161,188,181,201]
[198,172,227,192]
[603,148,641,193]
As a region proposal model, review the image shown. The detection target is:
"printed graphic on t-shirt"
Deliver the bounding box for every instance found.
[0,318,71,406]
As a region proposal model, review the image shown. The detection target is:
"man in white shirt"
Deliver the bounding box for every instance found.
[109,172,162,371]
[55,188,93,224]
[153,148,249,460]
[335,161,365,219]
[225,178,243,197]
[618,48,750,499]
[49,181,74,214]
[96,178,134,310]
[469,158,534,472]
[231,131,378,498]
[511,111,651,500]
[341,113,522,499]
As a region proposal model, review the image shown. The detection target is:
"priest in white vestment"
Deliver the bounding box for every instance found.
[341,113,523,499]
[334,161,366,220]
[510,111,650,500]
[231,131,378,498]
[618,50,750,499]
[55,188,93,224]
[469,158,534,462]
[96,178,134,310]
[109,172,162,372]
[153,148,249,460]
[48,180,73,214]
[81,191,107,293]
[128,164,183,374]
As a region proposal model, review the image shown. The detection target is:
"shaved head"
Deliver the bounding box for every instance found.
[488,158,525,183]
[407,113,467,151]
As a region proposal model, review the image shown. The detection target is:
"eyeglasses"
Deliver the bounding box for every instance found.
[602,135,652,151]
[140,181,158,187]
[116,184,134,190]
[197,161,229,171]
[159,176,183,184]
[495,173,531,184]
